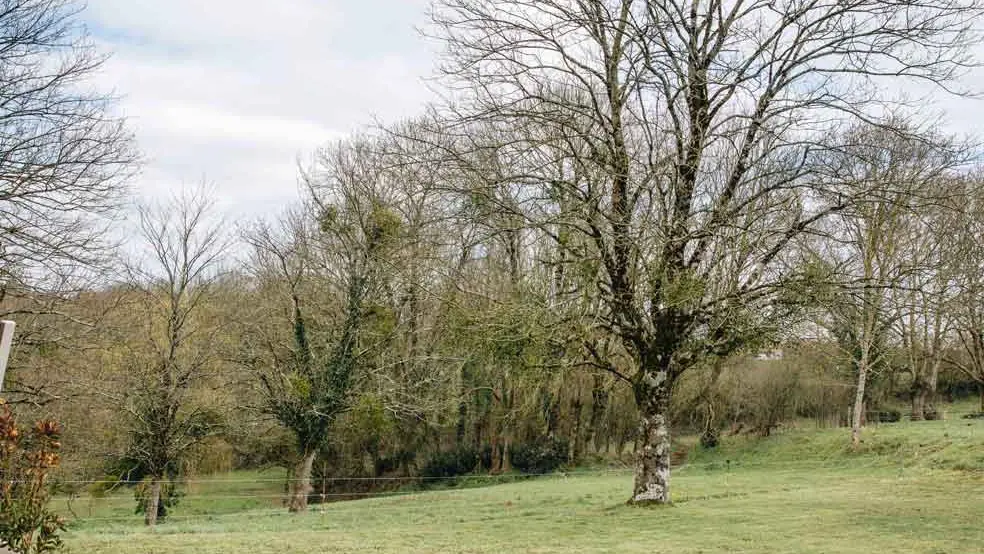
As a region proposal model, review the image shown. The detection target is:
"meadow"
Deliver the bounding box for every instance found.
[59,414,984,553]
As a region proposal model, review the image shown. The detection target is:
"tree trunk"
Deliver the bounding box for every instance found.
[455,399,468,446]
[979,383,984,413]
[851,347,871,448]
[287,449,317,513]
[473,395,486,452]
[910,381,927,422]
[490,438,502,474]
[545,392,561,438]
[631,369,672,505]
[144,477,161,526]
[489,390,505,473]
[501,384,513,472]
[927,359,941,419]
[570,395,584,463]
[588,374,609,453]
[698,361,726,448]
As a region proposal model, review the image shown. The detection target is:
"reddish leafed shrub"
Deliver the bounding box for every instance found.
[0,399,64,553]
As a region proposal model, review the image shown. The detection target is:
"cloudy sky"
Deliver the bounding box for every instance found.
[81,1,984,222]
[82,0,437,219]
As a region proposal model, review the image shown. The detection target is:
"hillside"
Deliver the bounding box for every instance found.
[61,416,984,553]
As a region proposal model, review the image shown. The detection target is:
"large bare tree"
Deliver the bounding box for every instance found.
[426,0,981,503]
[115,189,229,526]
[0,0,136,404]
[892,180,964,422]
[0,0,136,293]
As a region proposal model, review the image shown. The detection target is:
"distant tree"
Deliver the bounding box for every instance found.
[114,189,229,526]
[891,180,965,421]
[807,121,964,444]
[946,175,984,412]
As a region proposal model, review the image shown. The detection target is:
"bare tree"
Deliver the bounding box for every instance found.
[808,122,964,444]
[947,175,984,412]
[0,0,136,405]
[892,181,964,421]
[115,189,229,526]
[426,0,981,503]
[0,0,137,295]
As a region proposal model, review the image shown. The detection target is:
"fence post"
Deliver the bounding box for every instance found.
[0,320,15,392]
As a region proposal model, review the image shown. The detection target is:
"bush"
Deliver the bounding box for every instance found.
[510,437,569,474]
[734,360,800,437]
[96,457,183,523]
[0,400,64,553]
[868,409,901,423]
[420,447,478,483]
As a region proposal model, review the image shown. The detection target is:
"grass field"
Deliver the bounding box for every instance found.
[60,414,984,553]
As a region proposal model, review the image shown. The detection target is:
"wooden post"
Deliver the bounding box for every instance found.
[0,320,15,392]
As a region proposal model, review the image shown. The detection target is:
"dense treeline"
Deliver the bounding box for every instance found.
[6,127,984,517]
[3,0,984,531]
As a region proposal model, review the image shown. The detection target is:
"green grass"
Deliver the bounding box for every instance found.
[61,416,984,553]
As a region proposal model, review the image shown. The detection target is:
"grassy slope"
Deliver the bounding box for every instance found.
[64,417,984,554]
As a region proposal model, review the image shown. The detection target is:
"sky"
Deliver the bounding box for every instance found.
[81,0,984,224]
[82,0,437,220]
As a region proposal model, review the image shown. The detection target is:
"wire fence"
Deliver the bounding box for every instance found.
[33,413,982,526]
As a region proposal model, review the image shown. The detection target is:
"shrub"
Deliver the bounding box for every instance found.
[736,360,800,437]
[420,447,478,483]
[0,400,64,553]
[868,409,902,423]
[510,437,569,474]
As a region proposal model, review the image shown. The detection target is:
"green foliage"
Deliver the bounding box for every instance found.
[0,401,64,553]
[338,395,395,459]
[509,437,569,474]
[366,203,403,248]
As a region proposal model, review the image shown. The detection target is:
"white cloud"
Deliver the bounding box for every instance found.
[134,102,341,147]
[83,0,436,221]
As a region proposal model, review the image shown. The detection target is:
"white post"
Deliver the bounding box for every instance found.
[0,320,15,392]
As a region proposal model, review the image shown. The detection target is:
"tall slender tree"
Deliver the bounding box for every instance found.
[117,188,229,526]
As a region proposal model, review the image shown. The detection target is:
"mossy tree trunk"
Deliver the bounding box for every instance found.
[287,448,317,513]
[630,365,672,505]
[144,477,162,526]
